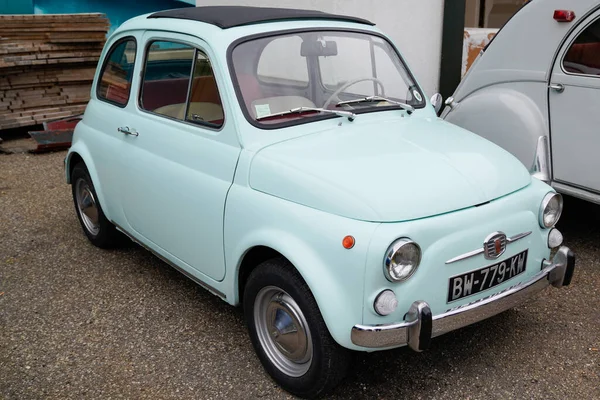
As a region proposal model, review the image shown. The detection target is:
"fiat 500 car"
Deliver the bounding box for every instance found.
[65,6,575,398]
[443,0,600,206]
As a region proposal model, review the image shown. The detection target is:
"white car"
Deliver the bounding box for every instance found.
[442,0,600,205]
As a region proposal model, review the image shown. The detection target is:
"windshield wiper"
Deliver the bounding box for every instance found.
[255,106,356,122]
[336,96,415,114]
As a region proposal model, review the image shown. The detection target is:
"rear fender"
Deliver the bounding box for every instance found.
[65,143,113,222]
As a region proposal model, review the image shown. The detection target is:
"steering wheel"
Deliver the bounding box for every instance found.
[323,77,386,109]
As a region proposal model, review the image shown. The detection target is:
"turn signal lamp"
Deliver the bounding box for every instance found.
[342,235,355,249]
[554,10,575,22]
[374,290,398,316]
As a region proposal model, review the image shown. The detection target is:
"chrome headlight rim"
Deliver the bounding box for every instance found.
[383,238,422,282]
[539,192,563,228]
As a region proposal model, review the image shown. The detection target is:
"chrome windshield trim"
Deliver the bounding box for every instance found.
[445,231,532,265]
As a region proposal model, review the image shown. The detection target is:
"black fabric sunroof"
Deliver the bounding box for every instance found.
[147,6,374,29]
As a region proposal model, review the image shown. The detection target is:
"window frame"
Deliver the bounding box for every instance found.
[137,36,226,131]
[227,28,427,131]
[560,13,600,79]
[96,36,138,108]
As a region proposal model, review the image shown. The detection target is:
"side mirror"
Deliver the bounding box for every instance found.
[430,93,443,114]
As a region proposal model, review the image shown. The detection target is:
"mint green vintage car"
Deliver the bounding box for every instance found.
[65,6,575,398]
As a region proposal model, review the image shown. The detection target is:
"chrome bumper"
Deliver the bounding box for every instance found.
[351,246,575,351]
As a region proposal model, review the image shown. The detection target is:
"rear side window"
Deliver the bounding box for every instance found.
[97,38,137,106]
[563,17,600,76]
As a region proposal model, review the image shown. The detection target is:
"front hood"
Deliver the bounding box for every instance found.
[249,117,531,222]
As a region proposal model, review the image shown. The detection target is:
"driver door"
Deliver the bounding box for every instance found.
[119,31,240,282]
[549,12,600,191]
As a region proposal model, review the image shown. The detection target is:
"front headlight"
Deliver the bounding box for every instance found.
[383,238,421,282]
[539,192,563,228]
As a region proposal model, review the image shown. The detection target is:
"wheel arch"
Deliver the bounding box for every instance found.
[227,229,365,350]
[237,245,284,304]
[65,147,112,221]
[65,151,84,184]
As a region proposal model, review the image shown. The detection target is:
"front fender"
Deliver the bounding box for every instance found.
[443,83,548,171]
[223,186,379,350]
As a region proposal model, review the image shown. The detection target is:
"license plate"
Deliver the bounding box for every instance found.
[447,250,528,303]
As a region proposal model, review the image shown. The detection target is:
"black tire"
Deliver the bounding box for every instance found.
[71,162,121,248]
[243,258,350,398]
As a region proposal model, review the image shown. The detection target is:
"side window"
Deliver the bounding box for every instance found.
[563,17,600,76]
[97,38,137,106]
[186,51,225,127]
[140,41,195,119]
[257,36,308,86]
[140,41,224,127]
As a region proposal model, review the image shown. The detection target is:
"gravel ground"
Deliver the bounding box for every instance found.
[1,151,598,399]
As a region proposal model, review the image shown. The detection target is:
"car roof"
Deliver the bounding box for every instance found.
[147,6,374,29]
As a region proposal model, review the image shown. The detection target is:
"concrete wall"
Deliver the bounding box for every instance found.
[196,0,444,95]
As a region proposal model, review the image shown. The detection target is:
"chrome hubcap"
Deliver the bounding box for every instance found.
[254,286,313,377]
[75,178,100,235]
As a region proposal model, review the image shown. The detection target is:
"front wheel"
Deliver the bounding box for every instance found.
[243,259,350,398]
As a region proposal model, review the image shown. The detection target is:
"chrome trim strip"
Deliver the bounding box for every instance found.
[445,231,532,264]
[113,223,226,299]
[351,246,572,349]
[445,248,484,265]
[507,231,532,243]
[552,181,600,206]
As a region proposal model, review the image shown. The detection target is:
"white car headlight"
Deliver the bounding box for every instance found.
[539,193,563,228]
[384,238,421,282]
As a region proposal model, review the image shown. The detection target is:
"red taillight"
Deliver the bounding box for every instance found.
[554,10,575,22]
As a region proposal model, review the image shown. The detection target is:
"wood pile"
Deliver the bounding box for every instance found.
[0,14,109,131]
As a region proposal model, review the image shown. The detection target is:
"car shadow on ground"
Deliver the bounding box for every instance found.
[558,194,600,244]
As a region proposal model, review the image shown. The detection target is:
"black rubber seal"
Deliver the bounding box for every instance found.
[419,307,433,351]
[562,249,576,286]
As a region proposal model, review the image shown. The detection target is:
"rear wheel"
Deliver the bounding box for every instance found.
[243,258,350,398]
[71,162,121,248]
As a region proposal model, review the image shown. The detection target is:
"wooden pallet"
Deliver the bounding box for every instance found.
[0,13,109,131]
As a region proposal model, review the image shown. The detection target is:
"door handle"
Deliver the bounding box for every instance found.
[549,83,565,93]
[118,126,139,136]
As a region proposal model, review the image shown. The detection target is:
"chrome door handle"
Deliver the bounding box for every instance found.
[118,126,139,136]
[549,83,565,93]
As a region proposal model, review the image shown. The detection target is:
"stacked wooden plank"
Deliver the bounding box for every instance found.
[0,14,109,131]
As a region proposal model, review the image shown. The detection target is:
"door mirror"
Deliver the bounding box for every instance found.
[430,93,443,114]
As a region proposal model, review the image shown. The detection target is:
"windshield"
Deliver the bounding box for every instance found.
[230,30,425,127]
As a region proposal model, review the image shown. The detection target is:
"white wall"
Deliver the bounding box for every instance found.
[196,0,444,95]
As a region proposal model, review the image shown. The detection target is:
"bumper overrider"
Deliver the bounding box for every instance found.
[351,246,575,351]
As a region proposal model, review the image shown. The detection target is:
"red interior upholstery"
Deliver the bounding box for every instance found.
[190,76,221,104]
[141,76,223,111]
[141,77,189,110]
[564,43,600,72]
